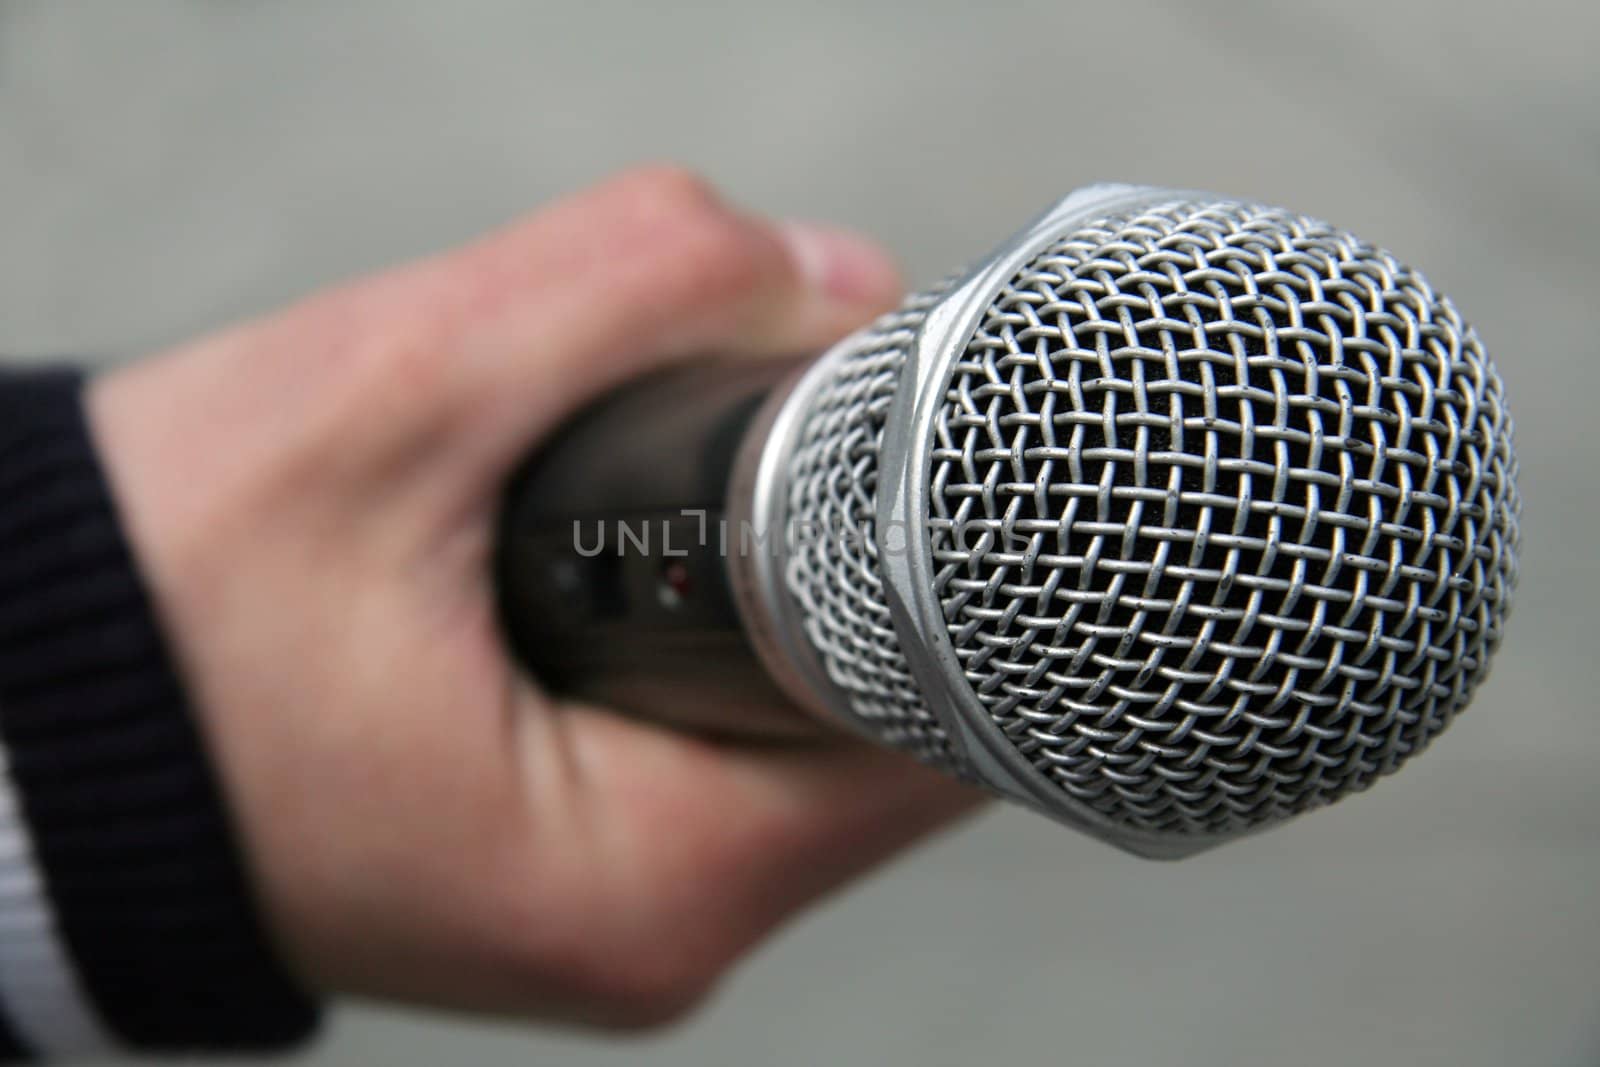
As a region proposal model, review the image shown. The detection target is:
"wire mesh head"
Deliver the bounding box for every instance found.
[783,286,962,771]
[781,191,1519,846]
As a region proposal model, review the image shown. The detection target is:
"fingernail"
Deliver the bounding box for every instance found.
[780,221,901,304]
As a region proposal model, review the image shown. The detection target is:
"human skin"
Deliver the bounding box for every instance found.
[85,166,983,1030]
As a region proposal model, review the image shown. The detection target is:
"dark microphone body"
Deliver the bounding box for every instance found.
[496,184,1521,858]
[497,357,802,736]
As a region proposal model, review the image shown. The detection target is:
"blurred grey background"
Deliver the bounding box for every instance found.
[2,2,1596,1064]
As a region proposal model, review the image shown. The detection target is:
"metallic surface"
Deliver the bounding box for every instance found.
[8,3,1594,1063]
[922,193,1518,844]
[779,185,1519,856]
[497,359,820,736]
[506,184,1519,856]
[724,353,862,729]
[767,283,964,767]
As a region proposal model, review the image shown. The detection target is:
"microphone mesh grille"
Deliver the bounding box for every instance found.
[785,286,960,770]
[928,200,1519,833]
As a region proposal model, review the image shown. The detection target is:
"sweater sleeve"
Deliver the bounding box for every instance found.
[0,367,321,1058]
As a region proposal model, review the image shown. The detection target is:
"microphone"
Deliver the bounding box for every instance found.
[496,184,1521,858]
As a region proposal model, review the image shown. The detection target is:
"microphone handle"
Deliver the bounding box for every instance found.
[494,358,820,737]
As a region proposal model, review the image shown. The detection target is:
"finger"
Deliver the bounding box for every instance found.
[679,731,987,946]
[522,704,985,1018]
[413,165,902,471]
[170,167,900,513]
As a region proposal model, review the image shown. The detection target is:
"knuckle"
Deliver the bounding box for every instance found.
[609,163,726,220]
[643,213,788,333]
[604,166,782,318]
[656,214,770,310]
[531,933,723,1033]
[588,958,718,1032]
[509,892,732,1032]
[324,296,454,423]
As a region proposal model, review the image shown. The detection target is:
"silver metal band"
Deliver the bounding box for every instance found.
[725,350,863,732]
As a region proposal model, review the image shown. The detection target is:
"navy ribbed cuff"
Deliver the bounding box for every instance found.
[0,367,321,1055]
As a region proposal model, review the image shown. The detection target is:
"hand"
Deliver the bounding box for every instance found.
[85,167,983,1029]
